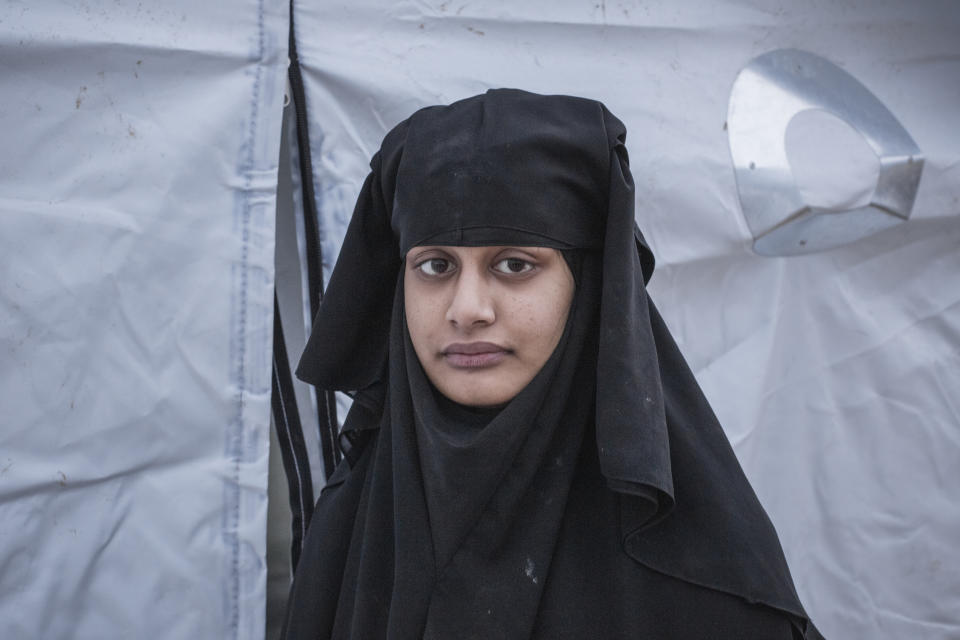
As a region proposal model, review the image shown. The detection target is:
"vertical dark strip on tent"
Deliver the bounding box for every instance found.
[287,0,340,478]
[271,293,315,569]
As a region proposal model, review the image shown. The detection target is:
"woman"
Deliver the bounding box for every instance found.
[284,89,822,639]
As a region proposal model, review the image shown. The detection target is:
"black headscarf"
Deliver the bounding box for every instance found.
[284,89,822,639]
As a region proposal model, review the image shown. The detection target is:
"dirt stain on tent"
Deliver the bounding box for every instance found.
[75,86,87,109]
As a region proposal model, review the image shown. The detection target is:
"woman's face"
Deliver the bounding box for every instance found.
[404,245,575,407]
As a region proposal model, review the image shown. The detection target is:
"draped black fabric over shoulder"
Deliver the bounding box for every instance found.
[285,89,823,639]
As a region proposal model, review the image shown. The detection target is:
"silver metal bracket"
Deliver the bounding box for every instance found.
[728,49,923,256]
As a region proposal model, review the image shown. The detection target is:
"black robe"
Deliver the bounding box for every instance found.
[284,89,822,639]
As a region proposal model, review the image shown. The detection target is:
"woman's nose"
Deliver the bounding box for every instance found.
[445,267,495,328]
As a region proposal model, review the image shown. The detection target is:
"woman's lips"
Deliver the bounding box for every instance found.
[442,342,510,369]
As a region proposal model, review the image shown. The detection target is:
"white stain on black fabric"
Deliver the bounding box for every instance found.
[524,557,538,585]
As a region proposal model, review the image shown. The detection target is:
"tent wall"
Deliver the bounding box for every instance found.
[289,2,960,639]
[0,2,288,638]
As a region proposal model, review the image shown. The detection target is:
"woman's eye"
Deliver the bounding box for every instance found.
[493,258,534,275]
[418,258,452,276]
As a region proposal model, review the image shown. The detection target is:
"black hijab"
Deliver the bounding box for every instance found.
[284,89,821,639]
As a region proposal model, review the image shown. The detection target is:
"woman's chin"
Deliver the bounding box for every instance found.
[433,373,520,408]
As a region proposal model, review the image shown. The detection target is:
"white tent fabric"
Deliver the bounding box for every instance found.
[291,2,960,639]
[2,0,959,639]
[0,2,287,638]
